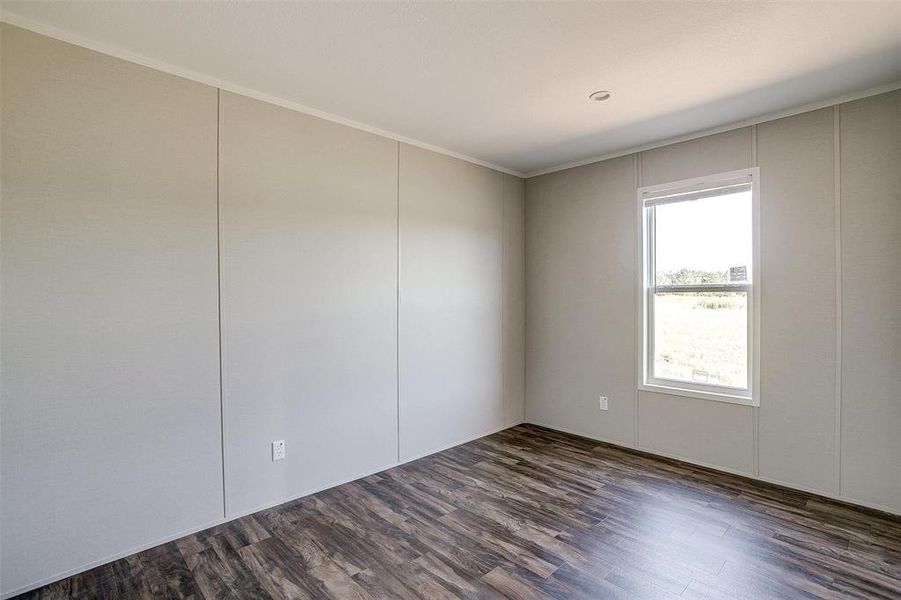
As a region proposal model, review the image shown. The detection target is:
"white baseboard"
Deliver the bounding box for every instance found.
[525,420,901,518]
[2,421,524,599]
[633,445,756,479]
[522,420,638,451]
[14,417,895,598]
[1,516,227,599]
[398,420,524,464]
[756,475,901,517]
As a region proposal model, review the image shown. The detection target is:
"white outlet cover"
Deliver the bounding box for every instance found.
[599,396,608,411]
[272,440,286,461]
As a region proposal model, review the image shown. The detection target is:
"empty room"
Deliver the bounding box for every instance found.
[1,1,899,598]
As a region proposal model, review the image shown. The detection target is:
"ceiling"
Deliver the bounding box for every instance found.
[2,1,899,176]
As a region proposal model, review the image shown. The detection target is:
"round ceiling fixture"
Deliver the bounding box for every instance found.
[588,90,612,102]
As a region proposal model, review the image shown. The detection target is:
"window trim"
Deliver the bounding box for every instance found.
[636,167,761,407]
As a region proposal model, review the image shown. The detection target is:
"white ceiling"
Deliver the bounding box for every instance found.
[2,1,899,176]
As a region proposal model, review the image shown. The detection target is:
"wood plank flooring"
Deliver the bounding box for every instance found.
[17,424,901,599]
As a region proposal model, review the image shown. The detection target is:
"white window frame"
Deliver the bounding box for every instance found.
[637,167,760,407]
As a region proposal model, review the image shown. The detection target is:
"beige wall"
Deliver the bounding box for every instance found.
[1,24,223,594]
[503,174,526,427]
[0,25,526,597]
[757,108,837,493]
[525,156,636,447]
[525,89,901,514]
[398,145,505,460]
[218,91,400,517]
[839,91,901,511]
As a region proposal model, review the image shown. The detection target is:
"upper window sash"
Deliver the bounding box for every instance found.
[641,173,753,206]
[645,173,755,292]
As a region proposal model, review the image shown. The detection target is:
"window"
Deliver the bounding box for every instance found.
[638,168,759,405]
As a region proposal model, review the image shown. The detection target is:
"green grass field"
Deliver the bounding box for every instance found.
[653,293,747,389]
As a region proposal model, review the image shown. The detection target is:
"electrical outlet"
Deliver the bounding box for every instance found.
[599,396,608,411]
[272,440,286,461]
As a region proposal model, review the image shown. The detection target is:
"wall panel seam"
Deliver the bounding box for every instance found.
[396,141,402,463]
[522,191,527,423]
[833,105,842,496]
[523,182,529,422]
[216,88,229,518]
[501,175,506,424]
[634,153,642,448]
[751,124,760,478]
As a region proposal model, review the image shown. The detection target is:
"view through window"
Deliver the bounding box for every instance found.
[642,172,756,398]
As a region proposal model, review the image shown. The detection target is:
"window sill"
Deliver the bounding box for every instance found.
[638,383,758,407]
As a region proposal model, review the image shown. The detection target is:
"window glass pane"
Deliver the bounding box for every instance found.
[653,291,747,389]
[654,191,751,285]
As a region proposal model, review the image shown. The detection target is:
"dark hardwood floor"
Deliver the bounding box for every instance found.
[18,424,901,599]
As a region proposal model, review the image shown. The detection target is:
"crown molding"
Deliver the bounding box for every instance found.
[0,11,525,178]
[524,81,901,178]
[3,10,897,181]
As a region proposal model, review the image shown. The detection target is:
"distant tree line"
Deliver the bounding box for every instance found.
[657,268,728,286]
